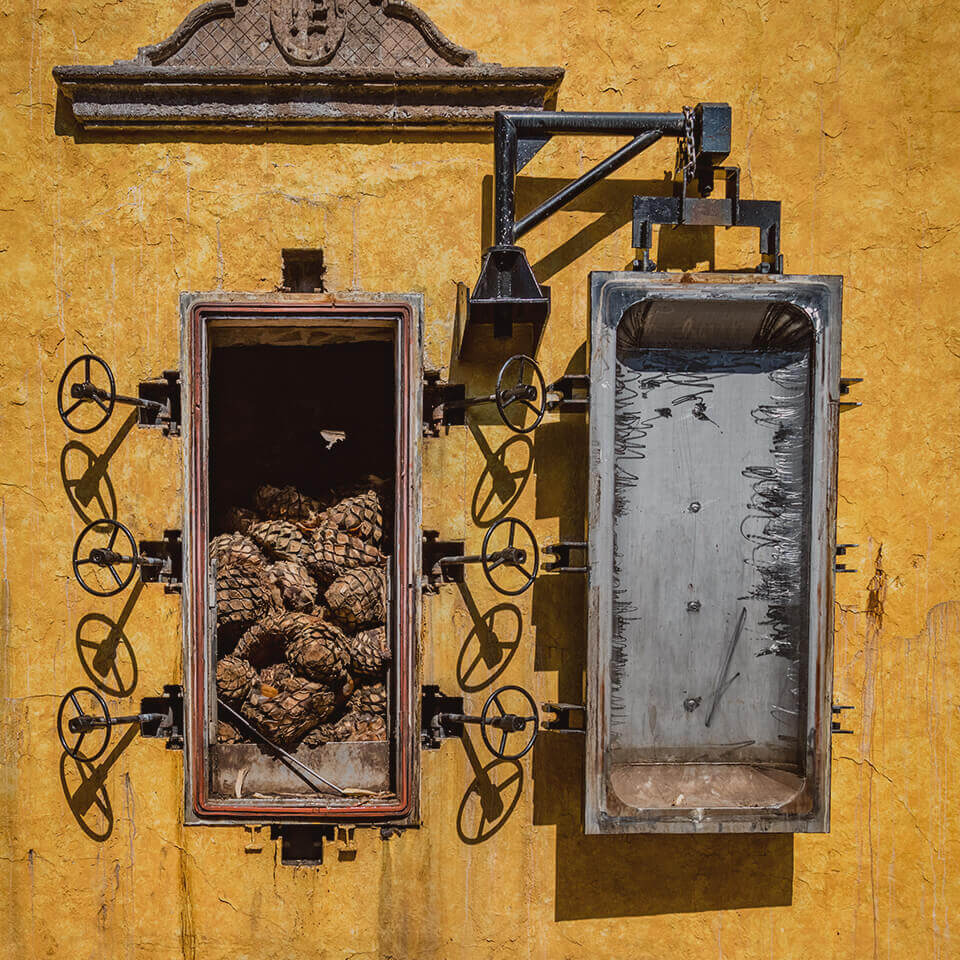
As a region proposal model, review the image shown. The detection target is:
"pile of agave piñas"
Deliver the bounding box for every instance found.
[213,481,390,748]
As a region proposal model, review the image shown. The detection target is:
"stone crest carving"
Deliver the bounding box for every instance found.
[270,0,346,65]
[53,0,564,129]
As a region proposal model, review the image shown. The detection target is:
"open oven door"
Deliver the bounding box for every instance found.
[585,271,842,834]
[179,293,423,827]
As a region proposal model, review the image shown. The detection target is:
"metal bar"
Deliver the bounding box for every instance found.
[514,131,663,240]
[499,111,685,136]
[218,699,347,796]
[494,110,686,246]
[494,111,518,245]
[442,394,496,410]
[439,554,482,566]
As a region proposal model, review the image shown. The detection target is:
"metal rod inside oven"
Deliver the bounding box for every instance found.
[217,699,347,796]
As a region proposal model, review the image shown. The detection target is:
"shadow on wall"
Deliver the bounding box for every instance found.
[529,348,794,919]
[481,174,718,280]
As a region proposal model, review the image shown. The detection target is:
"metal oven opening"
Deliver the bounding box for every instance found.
[609,299,815,815]
[183,301,419,823]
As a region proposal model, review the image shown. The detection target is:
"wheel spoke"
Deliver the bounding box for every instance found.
[486,556,505,571]
[70,692,82,714]
[477,488,496,517]
[522,716,537,723]
[84,357,91,381]
[492,693,505,715]
[508,521,516,546]
[107,524,119,549]
[501,394,516,409]
[520,398,540,416]
[62,398,84,417]
[500,771,521,790]
[93,395,109,414]
[517,357,525,382]
[76,558,95,566]
[73,732,86,755]
[462,653,482,681]
[518,565,533,580]
[107,564,123,587]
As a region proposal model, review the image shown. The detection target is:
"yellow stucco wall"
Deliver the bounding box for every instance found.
[2,0,958,957]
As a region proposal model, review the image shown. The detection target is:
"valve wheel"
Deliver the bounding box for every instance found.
[480,685,539,760]
[57,354,116,434]
[57,685,111,763]
[495,354,546,434]
[481,517,540,596]
[72,519,139,597]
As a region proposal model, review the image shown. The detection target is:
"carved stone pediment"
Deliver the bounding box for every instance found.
[54,0,564,129]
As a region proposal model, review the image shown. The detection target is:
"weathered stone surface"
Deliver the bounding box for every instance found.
[52,0,563,128]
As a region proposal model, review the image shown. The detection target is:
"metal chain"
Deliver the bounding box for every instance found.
[674,105,697,184]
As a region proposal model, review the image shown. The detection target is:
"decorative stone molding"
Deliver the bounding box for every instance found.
[53,0,564,129]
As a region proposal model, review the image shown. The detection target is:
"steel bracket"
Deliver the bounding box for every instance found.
[546,374,589,414]
[420,685,465,748]
[543,541,588,573]
[835,543,859,574]
[137,370,181,436]
[632,182,784,274]
[421,531,465,592]
[138,684,184,749]
[832,704,855,735]
[138,529,183,593]
[541,702,586,734]
[423,371,467,435]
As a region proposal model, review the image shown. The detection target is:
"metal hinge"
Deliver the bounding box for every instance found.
[546,374,589,413]
[420,685,465,748]
[543,541,588,573]
[139,684,184,748]
[423,371,467,435]
[421,531,465,592]
[541,702,586,734]
[138,529,183,593]
[832,704,855,734]
[138,370,182,436]
[835,543,859,574]
[839,376,863,412]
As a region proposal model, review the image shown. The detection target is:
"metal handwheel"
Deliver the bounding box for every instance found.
[431,684,540,760]
[441,353,546,435]
[494,354,546,434]
[57,685,167,763]
[72,519,162,597]
[481,517,540,596]
[479,685,539,760]
[56,686,113,762]
[437,516,540,596]
[58,354,166,434]
[58,354,117,434]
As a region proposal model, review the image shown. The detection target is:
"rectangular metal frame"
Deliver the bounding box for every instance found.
[586,271,842,834]
[180,292,422,826]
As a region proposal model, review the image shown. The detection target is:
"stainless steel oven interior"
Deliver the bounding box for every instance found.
[181,296,422,825]
[586,273,842,834]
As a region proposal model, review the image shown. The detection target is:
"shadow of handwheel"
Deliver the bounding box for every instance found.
[59,752,114,842]
[456,602,522,693]
[456,757,524,845]
[471,434,532,528]
[75,612,139,698]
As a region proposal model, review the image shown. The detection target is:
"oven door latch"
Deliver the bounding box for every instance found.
[57,684,184,762]
[58,354,181,437]
[546,375,589,414]
[72,521,182,597]
[421,684,540,759]
[423,355,547,437]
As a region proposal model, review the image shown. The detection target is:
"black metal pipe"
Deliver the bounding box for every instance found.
[494,112,519,246]
[493,110,685,245]
[499,111,685,135]
[514,130,664,240]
